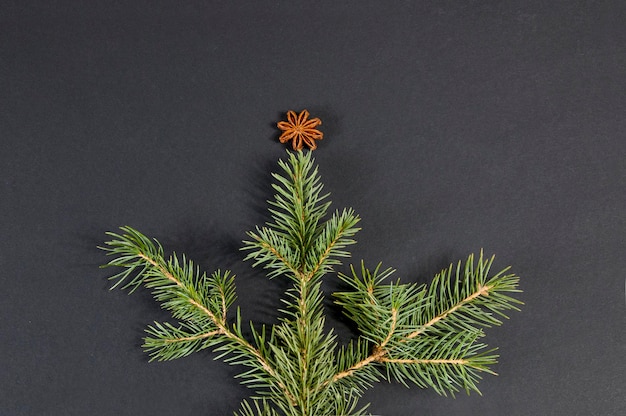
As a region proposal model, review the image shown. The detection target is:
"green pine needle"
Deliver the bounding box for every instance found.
[100,150,522,415]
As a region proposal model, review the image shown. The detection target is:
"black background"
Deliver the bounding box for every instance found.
[1,1,625,415]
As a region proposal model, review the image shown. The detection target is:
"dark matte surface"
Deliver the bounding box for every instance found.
[1,1,625,415]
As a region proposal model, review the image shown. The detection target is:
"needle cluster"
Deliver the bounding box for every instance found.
[101,151,522,415]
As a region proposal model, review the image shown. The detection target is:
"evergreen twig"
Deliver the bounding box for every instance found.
[100,150,522,415]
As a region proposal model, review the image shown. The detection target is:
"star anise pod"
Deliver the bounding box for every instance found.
[277,109,323,151]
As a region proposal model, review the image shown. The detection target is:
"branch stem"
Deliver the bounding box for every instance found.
[406,284,491,340]
[332,308,397,382]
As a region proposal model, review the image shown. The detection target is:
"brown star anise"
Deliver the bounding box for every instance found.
[277,109,323,151]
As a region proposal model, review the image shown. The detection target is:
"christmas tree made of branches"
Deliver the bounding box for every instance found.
[101,150,522,415]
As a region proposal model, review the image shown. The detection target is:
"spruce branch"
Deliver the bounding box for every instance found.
[100,150,522,415]
[332,252,522,396]
[100,226,298,406]
[242,151,360,283]
[241,152,362,414]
